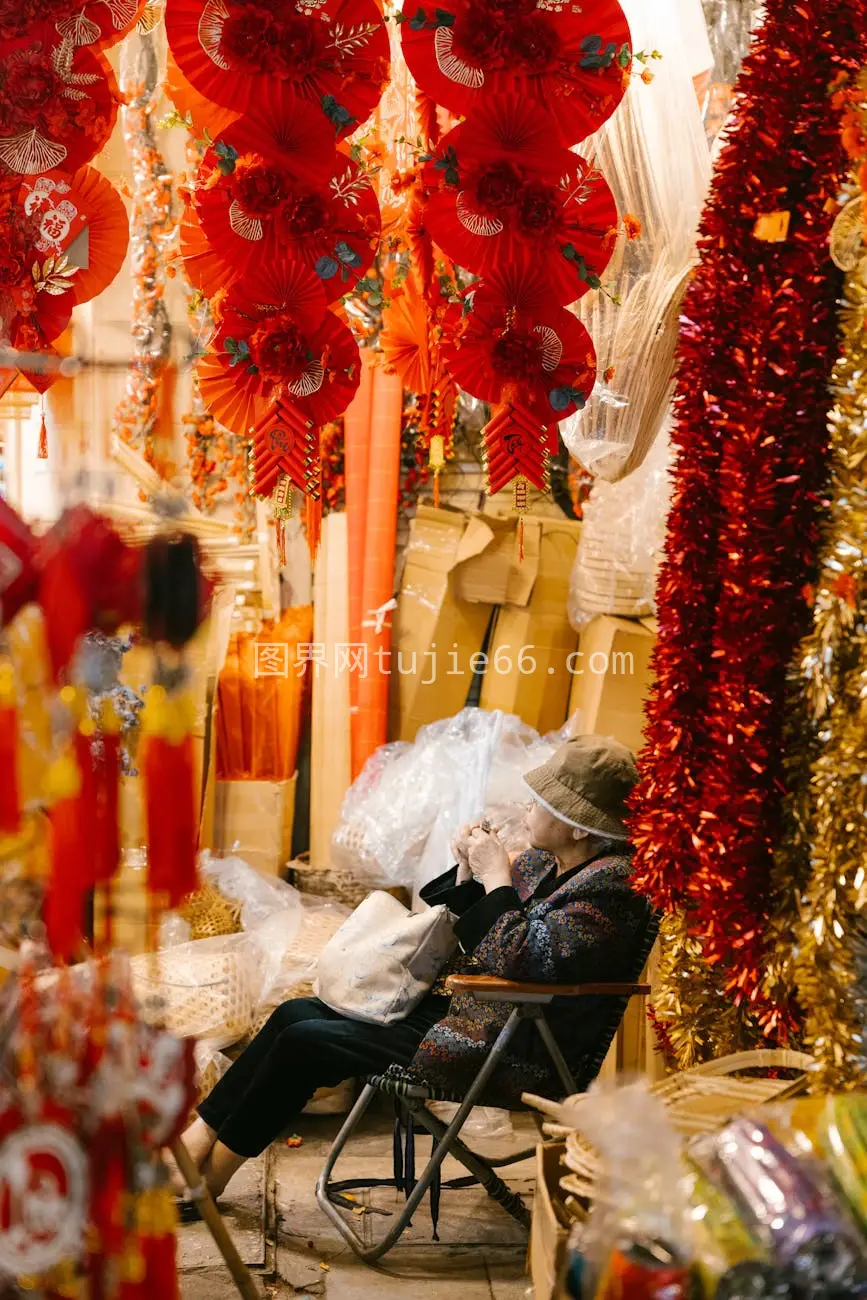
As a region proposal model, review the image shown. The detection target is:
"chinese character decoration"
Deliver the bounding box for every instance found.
[167,0,392,560]
[400,8,633,512]
[0,955,195,1297]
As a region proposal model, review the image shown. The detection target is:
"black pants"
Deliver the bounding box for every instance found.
[197,995,448,1158]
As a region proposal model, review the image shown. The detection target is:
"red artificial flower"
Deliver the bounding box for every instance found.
[229,153,288,218]
[473,160,523,212]
[248,312,312,385]
[517,182,560,236]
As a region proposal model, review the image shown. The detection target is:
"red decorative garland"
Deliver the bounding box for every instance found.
[629,0,867,1030]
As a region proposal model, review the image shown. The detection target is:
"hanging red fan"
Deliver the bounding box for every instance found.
[402,0,630,148]
[19,165,129,305]
[194,146,379,304]
[0,0,81,41]
[442,285,597,427]
[164,47,239,138]
[425,103,617,303]
[165,0,390,137]
[0,30,118,180]
[0,184,74,345]
[179,203,229,300]
[210,84,338,179]
[53,0,147,49]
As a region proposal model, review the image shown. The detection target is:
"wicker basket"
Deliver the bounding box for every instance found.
[525,1048,815,1209]
[178,885,243,941]
[131,943,257,1048]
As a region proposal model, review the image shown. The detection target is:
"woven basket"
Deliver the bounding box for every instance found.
[178,885,243,941]
[131,944,256,1047]
[525,1048,815,1210]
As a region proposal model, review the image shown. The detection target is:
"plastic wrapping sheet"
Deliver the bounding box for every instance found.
[568,422,673,628]
[560,0,711,483]
[331,708,560,891]
[701,0,765,140]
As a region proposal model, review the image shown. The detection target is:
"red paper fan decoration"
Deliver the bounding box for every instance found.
[425,108,617,303]
[213,85,337,179]
[53,0,148,49]
[195,148,380,305]
[164,49,240,138]
[0,31,118,180]
[165,0,390,137]
[442,290,597,427]
[196,349,267,438]
[401,0,631,148]
[0,0,80,42]
[20,165,129,304]
[180,204,233,299]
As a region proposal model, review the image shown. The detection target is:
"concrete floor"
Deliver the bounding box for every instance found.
[179,1107,537,1299]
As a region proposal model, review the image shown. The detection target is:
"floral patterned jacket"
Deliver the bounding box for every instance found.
[409,846,653,1107]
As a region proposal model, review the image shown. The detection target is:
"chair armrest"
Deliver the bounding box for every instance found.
[445,974,651,1004]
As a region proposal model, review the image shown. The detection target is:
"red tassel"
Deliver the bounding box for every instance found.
[45,753,88,960]
[37,408,48,459]
[305,494,322,559]
[0,661,21,835]
[142,729,197,907]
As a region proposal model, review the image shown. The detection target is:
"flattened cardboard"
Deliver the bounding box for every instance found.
[567,615,658,755]
[480,518,582,735]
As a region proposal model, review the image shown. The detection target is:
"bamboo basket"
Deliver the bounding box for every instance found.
[525,1048,815,1208]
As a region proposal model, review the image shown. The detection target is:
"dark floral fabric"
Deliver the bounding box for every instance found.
[411,847,651,1107]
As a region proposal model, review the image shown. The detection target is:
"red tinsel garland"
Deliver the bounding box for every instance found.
[629,0,867,1030]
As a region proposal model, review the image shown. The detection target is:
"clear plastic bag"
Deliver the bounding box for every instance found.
[567,1076,696,1296]
[427,1103,514,1142]
[560,0,711,484]
[200,851,306,933]
[331,708,561,892]
[567,424,673,628]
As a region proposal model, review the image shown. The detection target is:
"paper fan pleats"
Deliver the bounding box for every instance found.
[164,49,240,137]
[226,259,329,334]
[426,115,616,304]
[0,32,118,180]
[380,279,432,392]
[180,205,231,299]
[194,149,380,305]
[197,349,267,438]
[20,165,129,304]
[53,0,147,49]
[214,87,337,178]
[165,0,390,135]
[401,0,631,148]
[443,290,597,427]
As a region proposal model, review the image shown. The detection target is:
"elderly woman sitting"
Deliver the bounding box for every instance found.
[176,734,648,1203]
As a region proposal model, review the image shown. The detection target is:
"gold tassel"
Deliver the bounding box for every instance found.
[37,401,48,460]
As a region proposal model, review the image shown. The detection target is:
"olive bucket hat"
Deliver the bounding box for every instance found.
[523,735,638,840]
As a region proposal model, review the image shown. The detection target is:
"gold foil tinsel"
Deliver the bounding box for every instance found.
[650,911,755,1070]
[768,195,867,1091]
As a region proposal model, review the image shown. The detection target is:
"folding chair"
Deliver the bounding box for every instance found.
[316,909,658,1261]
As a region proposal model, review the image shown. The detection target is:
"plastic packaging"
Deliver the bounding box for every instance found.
[427,1103,514,1142]
[700,1,764,141]
[563,1077,697,1298]
[331,708,560,891]
[560,0,711,484]
[567,424,672,628]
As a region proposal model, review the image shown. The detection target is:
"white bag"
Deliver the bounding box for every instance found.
[315,891,457,1025]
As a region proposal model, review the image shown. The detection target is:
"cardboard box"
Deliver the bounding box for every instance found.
[480,518,581,735]
[215,777,297,876]
[531,1143,570,1300]
[567,616,658,755]
[390,506,516,742]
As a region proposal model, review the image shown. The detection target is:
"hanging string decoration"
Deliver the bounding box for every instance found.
[629,0,867,1060]
[112,30,178,464]
[403,0,633,514]
[167,0,391,553]
[0,956,195,1297]
[762,71,867,1091]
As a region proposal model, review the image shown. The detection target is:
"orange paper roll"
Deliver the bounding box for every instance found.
[345,350,375,776]
[354,364,403,776]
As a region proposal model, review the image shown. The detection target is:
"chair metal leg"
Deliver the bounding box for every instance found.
[533,1012,578,1096]
[410,1101,530,1228]
[315,1009,524,1261]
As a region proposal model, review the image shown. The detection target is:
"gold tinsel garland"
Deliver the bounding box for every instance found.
[767,191,867,1090]
[650,911,755,1071]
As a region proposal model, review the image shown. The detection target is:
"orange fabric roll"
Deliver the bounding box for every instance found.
[354,364,403,776]
[345,350,375,776]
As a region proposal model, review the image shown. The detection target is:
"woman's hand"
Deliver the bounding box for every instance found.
[451,823,475,884]
[467,828,512,893]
